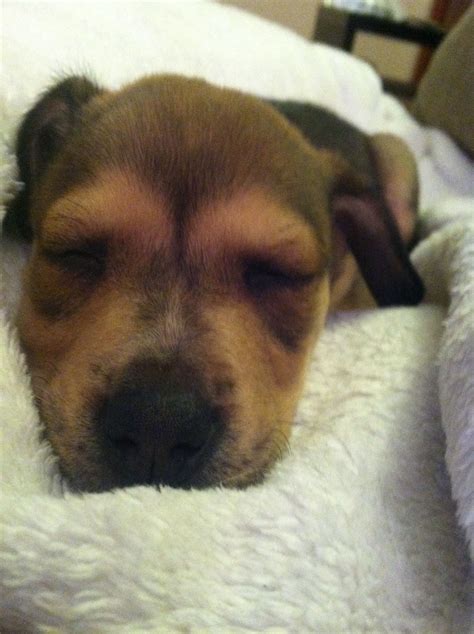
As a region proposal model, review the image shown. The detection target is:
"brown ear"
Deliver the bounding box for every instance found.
[331,145,424,307]
[266,99,423,307]
[3,75,103,240]
[369,133,419,245]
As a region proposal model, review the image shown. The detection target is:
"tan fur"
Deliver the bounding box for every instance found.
[19,166,330,490]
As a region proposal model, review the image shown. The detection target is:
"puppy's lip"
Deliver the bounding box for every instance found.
[46,411,280,493]
[62,429,276,493]
[217,469,267,490]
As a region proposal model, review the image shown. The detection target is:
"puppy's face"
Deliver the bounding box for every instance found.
[15,77,333,491]
[9,74,423,491]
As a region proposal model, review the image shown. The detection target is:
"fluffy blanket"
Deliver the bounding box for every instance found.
[1,2,473,631]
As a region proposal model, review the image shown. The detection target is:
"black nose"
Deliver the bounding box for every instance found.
[99,361,222,489]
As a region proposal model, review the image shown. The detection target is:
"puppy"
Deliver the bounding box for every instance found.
[4,74,423,492]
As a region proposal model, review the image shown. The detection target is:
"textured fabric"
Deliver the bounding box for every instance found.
[1,2,473,631]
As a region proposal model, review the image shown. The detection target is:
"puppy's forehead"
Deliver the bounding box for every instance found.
[47,76,330,238]
[41,77,333,264]
[41,171,172,245]
[186,187,325,272]
[43,170,324,269]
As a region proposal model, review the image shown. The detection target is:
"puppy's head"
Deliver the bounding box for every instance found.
[5,75,421,491]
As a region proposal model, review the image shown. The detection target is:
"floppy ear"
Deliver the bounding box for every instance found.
[330,143,424,307]
[369,133,419,246]
[267,99,423,306]
[3,75,103,240]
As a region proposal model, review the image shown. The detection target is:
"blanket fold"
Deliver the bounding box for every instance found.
[413,199,474,560]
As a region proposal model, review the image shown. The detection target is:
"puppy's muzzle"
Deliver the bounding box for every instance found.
[98,360,223,489]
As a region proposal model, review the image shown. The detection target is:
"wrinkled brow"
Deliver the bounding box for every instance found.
[39,202,102,242]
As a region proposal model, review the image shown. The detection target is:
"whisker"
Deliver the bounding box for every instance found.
[216,463,262,487]
[215,421,292,487]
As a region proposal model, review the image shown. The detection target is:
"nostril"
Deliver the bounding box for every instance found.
[170,442,204,466]
[113,437,139,453]
[165,441,209,485]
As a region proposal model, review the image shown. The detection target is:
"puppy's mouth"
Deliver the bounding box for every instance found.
[61,417,277,493]
[38,358,285,493]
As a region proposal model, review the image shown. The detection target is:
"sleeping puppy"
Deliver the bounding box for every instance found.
[4,74,423,492]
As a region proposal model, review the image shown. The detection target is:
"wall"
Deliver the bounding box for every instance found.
[218,0,319,39]
[218,0,434,82]
[355,0,434,81]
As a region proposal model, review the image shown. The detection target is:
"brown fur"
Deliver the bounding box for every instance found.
[8,75,422,491]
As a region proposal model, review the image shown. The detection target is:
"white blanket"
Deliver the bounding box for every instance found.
[1,2,473,631]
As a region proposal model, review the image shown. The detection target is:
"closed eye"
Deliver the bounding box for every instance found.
[41,243,106,275]
[243,260,316,294]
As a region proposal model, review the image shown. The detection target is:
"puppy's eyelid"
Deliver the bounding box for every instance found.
[243,259,317,294]
[41,234,107,257]
[45,249,100,262]
[40,241,107,274]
